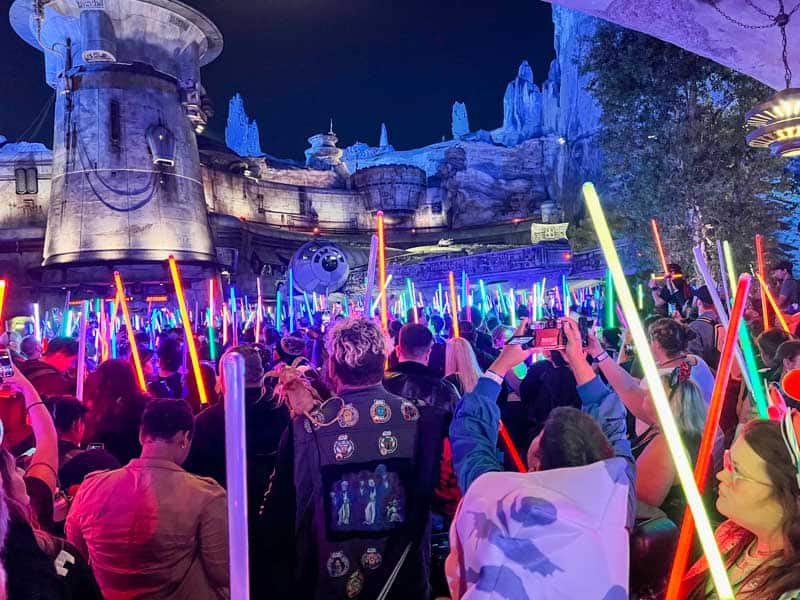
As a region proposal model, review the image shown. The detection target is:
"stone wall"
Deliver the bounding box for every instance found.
[0,142,51,240]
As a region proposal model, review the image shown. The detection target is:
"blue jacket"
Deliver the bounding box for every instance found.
[449,374,637,527]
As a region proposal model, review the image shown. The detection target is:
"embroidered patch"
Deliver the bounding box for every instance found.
[400,399,420,422]
[378,431,398,456]
[346,569,364,597]
[369,399,391,424]
[303,419,313,434]
[333,434,355,461]
[338,404,360,428]
[361,547,382,570]
[327,464,407,533]
[327,551,350,578]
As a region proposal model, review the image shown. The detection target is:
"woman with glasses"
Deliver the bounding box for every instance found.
[681,414,800,599]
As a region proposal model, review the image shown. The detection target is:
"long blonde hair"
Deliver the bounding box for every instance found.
[445,338,483,393]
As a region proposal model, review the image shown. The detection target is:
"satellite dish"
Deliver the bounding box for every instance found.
[289,240,350,294]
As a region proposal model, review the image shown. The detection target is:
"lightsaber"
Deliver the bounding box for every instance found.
[498,421,526,473]
[406,278,418,323]
[222,351,250,600]
[276,289,283,332]
[583,183,733,599]
[756,234,769,331]
[303,291,313,318]
[479,279,488,319]
[651,218,669,274]
[113,272,147,393]
[461,271,468,321]
[636,283,644,311]
[756,272,790,333]
[449,271,460,338]
[716,239,732,309]
[666,272,751,600]
[377,211,389,332]
[60,290,71,337]
[508,288,518,327]
[719,243,767,417]
[208,279,217,360]
[33,302,41,342]
[110,299,118,359]
[76,301,89,402]
[438,282,445,316]
[288,269,295,332]
[168,257,208,405]
[722,241,738,303]
[222,302,229,346]
[255,277,263,344]
[230,286,239,347]
[365,234,378,315]
[371,274,394,313]
[562,274,570,315]
[605,269,615,328]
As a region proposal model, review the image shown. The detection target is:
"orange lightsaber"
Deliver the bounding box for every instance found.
[499,420,526,473]
[168,256,208,405]
[449,271,460,338]
[0,280,7,329]
[756,234,769,332]
[756,271,790,333]
[377,211,388,332]
[113,272,147,392]
[665,273,751,599]
[222,302,229,346]
[651,218,669,274]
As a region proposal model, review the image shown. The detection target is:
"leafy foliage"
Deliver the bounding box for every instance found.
[581,22,798,274]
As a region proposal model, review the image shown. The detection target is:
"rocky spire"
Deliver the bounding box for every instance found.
[225,93,263,156]
[379,122,389,147]
[451,102,470,139]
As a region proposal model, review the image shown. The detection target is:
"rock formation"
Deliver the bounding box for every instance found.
[451,102,470,139]
[491,60,543,146]
[379,122,390,147]
[226,93,264,157]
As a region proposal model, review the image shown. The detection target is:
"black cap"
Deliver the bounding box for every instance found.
[774,260,793,273]
[695,285,714,306]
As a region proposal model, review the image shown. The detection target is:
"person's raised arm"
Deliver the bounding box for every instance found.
[584,329,657,425]
[7,367,58,494]
[449,319,534,492]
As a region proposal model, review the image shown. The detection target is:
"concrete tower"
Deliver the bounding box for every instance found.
[10,0,222,278]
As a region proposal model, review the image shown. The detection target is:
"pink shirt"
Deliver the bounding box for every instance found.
[66,458,229,600]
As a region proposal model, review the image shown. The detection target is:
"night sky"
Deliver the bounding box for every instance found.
[0,0,555,161]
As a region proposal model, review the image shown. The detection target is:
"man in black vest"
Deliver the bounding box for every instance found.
[257,317,448,599]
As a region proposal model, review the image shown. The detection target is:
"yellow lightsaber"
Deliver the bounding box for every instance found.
[582,182,734,599]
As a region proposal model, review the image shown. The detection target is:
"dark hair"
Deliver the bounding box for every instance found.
[20,336,40,358]
[695,285,714,306]
[84,359,148,439]
[50,396,88,434]
[430,315,444,334]
[688,419,800,598]
[398,323,433,359]
[157,337,183,373]
[537,407,614,470]
[775,260,794,275]
[276,335,305,363]
[43,337,78,357]
[141,399,194,441]
[459,320,476,343]
[648,318,694,357]
[758,328,795,368]
[777,340,800,368]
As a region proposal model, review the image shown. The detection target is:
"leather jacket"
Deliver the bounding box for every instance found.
[383,361,460,413]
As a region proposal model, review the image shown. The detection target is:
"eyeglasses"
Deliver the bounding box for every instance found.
[723,449,772,487]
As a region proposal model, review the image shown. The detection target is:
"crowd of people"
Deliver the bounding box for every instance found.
[0,259,800,598]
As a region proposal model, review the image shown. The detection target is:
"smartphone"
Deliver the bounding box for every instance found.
[87,443,105,451]
[0,349,14,380]
[507,319,566,350]
[578,317,594,347]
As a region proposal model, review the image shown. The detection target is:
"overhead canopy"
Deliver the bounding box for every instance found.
[545,0,799,90]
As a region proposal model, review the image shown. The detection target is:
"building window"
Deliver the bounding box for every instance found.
[257,193,265,214]
[431,201,443,214]
[299,196,308,215]
[15,167,38,195]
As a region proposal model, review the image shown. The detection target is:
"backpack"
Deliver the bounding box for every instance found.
[695,316,724,370]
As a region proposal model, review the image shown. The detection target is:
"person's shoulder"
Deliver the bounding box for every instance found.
[182,471,226,497]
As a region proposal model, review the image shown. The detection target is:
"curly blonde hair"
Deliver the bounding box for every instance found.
[326,317,387,386]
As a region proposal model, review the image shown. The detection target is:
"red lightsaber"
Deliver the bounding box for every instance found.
[665,273,751,600]
[499,420,526,473]
[168,256,208,405]
[0,280,7,330]
[756,234,770,331]
[651,218,669,274]
[113,272,147,392]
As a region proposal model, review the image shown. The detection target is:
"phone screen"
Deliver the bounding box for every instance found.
[507,336,534,346]
[0,350,13,379]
